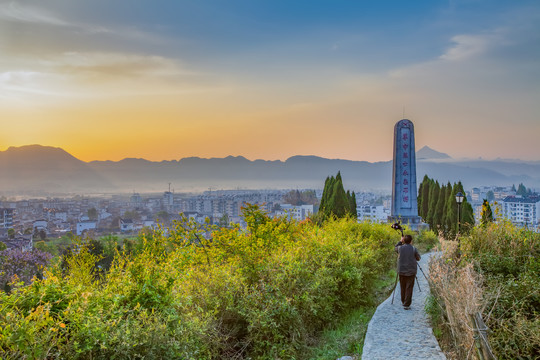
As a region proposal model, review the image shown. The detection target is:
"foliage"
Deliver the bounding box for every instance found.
[417,176,475,238]
[87,207,98,221]
[414,229,439,253]
[0,206,397,359]
[480,199,493,226]
[283,189,318,206]
[317,172,357,223]
[430,222,539,359]
[516,182,531,197]
[428,244,484,360]
[0,248,52,293]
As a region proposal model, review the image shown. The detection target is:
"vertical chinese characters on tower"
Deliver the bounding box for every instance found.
[400,127,411,208]
[390,119,421,228]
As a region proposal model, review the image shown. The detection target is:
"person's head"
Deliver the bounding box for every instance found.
[403,234,413,244]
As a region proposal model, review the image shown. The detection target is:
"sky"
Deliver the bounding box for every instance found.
[0,0,539,162]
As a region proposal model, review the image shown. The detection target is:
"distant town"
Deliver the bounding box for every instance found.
[1,183,538,250]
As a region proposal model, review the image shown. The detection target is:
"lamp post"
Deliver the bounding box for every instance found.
[455,191,464,237]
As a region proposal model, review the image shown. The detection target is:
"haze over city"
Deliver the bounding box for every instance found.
[1,0,539,163]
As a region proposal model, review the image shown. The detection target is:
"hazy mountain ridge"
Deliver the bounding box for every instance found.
[1,145,539,195]
[416,146,451,160]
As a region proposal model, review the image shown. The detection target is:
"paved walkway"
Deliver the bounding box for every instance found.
[361,252,446,360]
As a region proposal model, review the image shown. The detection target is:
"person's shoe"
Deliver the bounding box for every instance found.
[403,306,411,310]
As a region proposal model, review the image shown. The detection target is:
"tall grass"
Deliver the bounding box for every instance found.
[428,221,539,360]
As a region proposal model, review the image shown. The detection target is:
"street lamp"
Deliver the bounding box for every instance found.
[455,191,464,237]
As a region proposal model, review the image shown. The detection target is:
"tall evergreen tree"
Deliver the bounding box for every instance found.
[461,190,475,234]
[319,176,333,215]
[331,174,349,218]
[445,183,459,239]
[318,171,356,222]
[434,184,447,234]
[426,181,440,229]
[440,182,452,228]
[418,179,424,217]
[480,199,494,226]
[422,178,433,219]
[349,191,357,217]
[417,175,430,219]
[517,183,528,197]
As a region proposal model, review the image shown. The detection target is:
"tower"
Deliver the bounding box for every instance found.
[390,119,422,229]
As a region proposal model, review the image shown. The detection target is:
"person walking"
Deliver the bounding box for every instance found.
[395,234,421,310]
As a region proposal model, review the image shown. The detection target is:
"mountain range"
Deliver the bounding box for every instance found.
[1,145,539,196]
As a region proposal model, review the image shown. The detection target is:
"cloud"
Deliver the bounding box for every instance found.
[0,2,68,26]
[439,33,496,61]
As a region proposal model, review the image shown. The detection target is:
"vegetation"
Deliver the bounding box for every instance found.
[428,221,539,360]
[282,189,318,206]
[417,175,474,238]
[480,199,494,226]
[316,172,357,223]
[0,205,397,359]
[515,182,532,197]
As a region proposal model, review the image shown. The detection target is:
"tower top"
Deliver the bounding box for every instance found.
[395,119,414,128]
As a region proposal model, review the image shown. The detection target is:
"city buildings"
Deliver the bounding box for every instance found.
[502,195,540,228]
[1,208,14,228]
[275,204,314,221]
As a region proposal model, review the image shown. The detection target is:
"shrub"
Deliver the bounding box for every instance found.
[0,206,398,359]
[0,248,52,292]
[430,222,539,360]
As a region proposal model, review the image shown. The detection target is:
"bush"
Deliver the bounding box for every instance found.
[415,229,439,253]
[430,222,540,360]
[0,248,52,292]
[0,206,397,359]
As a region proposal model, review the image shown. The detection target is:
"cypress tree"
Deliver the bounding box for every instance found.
[418,175,429,219]
[445,183,459,239]
[434,183,447,234]
[480,199,493,226]
[418,179,424,218]
[332,175,349,218]
[440,182,452,229]
[426,181,440,229]
[350,192,357,217]
[460,185,475,234]
[319,176,334,218]
[318,171,355,221]
[421,178,432,219]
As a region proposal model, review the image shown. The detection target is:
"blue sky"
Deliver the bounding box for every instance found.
[0,0,539,162]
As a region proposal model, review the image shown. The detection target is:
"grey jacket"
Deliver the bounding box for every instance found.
[395,242,421,276]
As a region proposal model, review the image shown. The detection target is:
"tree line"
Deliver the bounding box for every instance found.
[417,175,474,238]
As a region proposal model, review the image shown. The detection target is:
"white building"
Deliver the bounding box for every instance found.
[76,221,97,236]
[120,218,135,232]
[1,208,14,228]
[502,196,540,229]
[357,205,390,223]
[276,204,314,221]
[33,219,48,230]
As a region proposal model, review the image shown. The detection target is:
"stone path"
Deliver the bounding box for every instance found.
[361,252,446,360]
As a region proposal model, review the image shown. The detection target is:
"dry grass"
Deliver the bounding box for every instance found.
[428,239,485,360]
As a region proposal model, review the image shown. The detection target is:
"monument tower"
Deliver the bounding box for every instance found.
[390,119,422,229]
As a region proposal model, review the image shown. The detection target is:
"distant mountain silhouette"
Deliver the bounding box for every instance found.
[416,146,451,160]
[0,145,115,195]
[1,145,539,195]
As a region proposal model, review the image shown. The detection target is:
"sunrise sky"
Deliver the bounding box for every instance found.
[1,0,539,162]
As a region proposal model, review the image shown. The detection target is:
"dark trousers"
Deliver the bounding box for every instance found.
[399,274,416,307]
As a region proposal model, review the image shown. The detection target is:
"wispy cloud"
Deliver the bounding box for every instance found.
[0,2,68,26]
[439,33,496,61]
